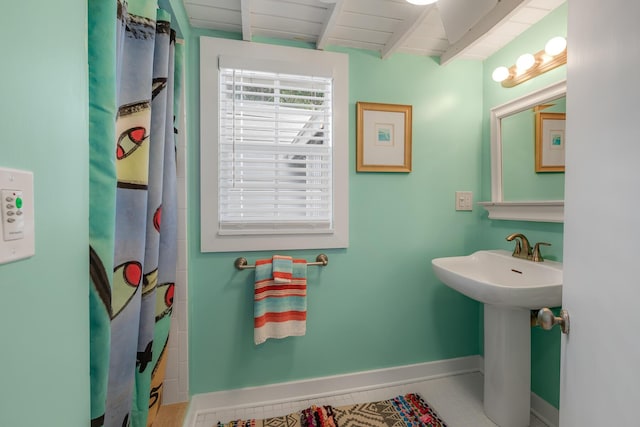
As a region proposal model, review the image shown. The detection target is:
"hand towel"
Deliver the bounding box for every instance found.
[272,254,293,283]
[254,256,307,345]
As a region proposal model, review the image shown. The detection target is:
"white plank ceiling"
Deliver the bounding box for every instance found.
[183,0,565,63]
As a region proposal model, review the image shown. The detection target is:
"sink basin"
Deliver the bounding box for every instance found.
[432,249,562,309]
[431,249,563,427]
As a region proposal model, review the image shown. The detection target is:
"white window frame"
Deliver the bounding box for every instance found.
[200,36,349,252]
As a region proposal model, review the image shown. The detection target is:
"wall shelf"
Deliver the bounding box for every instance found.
[478,201,564,223]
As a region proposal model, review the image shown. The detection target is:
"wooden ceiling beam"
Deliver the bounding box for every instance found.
[381,4,434,60]
[316,0,346,50]
[240,0,252,41]
[439,0,526,65]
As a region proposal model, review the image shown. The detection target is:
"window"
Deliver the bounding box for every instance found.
[218,67,332,234]
[200,37,349,252]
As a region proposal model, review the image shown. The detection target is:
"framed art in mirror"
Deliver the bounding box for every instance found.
[356,102,412,172]
[536,111,566,172]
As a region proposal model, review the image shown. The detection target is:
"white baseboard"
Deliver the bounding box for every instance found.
[184,355,481,427]
[183,355,559,427]
[531,392,559,427]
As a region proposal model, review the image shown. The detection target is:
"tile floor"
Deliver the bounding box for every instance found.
[194,372,549,427]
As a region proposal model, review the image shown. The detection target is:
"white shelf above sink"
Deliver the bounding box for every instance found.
[478,200,564,223]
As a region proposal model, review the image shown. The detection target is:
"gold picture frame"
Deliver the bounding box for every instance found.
[356,102,412,172]
[535,111,566,172]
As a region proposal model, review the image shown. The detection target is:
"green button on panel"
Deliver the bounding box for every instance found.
[15,197,22,209]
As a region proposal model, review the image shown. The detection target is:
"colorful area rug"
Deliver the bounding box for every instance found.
[216,393,447,427]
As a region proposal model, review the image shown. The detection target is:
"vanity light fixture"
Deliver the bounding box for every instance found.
[492,36,567,88]
[516,53,535,72]
[406,0,438,5]
[545,36,567,56]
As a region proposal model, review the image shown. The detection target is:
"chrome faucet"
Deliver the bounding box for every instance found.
[505,233,551,262]
[506,233,532,259]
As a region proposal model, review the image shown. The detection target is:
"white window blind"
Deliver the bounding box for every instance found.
[218,67,334,235]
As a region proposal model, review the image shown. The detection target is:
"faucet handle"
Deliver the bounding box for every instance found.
[532,242,551,262]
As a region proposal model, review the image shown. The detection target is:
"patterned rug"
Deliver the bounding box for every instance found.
[216,393,447,427]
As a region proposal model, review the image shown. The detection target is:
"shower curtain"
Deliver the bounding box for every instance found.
[88,0,183,425]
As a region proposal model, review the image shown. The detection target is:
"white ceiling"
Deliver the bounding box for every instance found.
[183,0,565,64]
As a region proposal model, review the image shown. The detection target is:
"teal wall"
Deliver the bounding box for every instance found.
[169,0,568,409]
[0,1,90,426]
[186,31,486,394]
[481,3,568,408]
[162,0,192,39]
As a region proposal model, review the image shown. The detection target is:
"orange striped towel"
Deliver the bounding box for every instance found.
[273,254,293,283]
[254,256,307,345]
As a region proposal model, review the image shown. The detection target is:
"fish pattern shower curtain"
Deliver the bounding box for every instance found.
[88,0,183,425]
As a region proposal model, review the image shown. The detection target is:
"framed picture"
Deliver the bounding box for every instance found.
[535,112,566,172]
[356,102,412,172]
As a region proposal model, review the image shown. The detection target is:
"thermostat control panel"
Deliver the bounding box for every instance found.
[0,168,34,264]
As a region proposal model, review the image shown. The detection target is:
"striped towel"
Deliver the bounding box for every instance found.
[273,254,293,283]
[254,255,307,345]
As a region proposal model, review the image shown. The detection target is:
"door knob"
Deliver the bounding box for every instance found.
[537,308,570,334]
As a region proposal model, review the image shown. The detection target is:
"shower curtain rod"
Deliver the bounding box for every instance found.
[234,254,329,270]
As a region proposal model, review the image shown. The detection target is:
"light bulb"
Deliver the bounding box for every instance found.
[406,0,437,5]
[492,66,510,82]
[516,53,535,72]
[545,36,567,56]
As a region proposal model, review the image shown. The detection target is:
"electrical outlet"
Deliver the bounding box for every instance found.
[455,191,473,211]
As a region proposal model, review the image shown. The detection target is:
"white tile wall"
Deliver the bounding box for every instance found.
[163,84,189,405]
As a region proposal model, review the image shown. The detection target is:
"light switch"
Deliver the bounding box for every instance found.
[0,167,34,265]
[455,191,473,211]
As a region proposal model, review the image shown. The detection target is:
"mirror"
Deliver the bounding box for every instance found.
[502,96,565,200]
[479,80,566,222]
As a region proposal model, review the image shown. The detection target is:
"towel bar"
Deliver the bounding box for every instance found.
[234,254,329,270]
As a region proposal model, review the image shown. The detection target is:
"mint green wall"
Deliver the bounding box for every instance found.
[186,31,486,393]
[161,0,192,38]
[171,0,567,408]
[481,3,568,408]
[0,1,90,425]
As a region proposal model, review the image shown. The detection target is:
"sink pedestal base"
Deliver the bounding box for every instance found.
[484,305,531,427]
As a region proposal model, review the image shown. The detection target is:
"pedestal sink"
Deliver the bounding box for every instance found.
[431,250,562,427]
